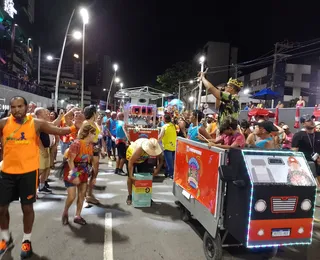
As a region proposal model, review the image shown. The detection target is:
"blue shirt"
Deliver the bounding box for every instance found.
[109,118,117,136]
[255,137,273,148]
[116,120,126,140]
[187,125,201,142]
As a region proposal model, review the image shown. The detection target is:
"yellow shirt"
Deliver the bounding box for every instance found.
[126,138,149,164]
[206,122,217,135]
[83,121,100,143]
[161,123,177,151]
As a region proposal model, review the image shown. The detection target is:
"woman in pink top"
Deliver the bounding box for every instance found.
[209,117,245,149]
[282,125,293,149]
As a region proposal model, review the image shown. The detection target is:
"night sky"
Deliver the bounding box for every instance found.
[33,0,320,87]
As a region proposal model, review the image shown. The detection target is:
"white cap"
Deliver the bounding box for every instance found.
[105,109,111,113]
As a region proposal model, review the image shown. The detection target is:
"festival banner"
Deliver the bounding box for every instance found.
[174,139,220,215]
[128,128,159,142]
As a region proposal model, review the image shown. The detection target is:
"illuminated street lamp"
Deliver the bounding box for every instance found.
[120,82,124,88]
[189,96,194,102]
[46,55,53,61]
[73,53,79,59]
[178,79,195,100]
[106,64,120,109]
[54,8,86,111]
[72,30,82,40]
[80,7,89,109]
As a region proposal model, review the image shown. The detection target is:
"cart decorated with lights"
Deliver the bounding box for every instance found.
[173,138,316,259]
[123,103,159,141]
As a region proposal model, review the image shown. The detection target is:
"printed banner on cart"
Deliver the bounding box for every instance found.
[128,128,159,142]
[174,140,220,215]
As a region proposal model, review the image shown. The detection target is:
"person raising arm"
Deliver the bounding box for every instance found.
[199,72,243,125]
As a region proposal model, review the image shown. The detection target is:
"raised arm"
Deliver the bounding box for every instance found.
[35,118,78,136]
[199,73,221,100]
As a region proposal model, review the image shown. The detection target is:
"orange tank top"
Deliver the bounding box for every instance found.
[2,115,39,174]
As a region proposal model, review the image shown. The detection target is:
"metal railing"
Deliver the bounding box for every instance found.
[0,70,51,98]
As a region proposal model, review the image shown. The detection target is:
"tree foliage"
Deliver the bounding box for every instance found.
[156,61,198,94]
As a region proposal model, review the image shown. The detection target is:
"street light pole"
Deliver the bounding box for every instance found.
[81,21,85,109]
[38,46,41,84]
[54,9,75,112]
[80,8,89,109]
[106,64,118,109]
[197,56,205,109]
[178,81,181,100]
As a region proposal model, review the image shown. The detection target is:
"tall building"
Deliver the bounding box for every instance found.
[0,0,36,77]
[85,54,112,105]
[36,54,91,108]
[203,41,238,86]
[237,63,318,106]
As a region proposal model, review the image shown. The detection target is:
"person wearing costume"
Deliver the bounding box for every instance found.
[199,74,243,125]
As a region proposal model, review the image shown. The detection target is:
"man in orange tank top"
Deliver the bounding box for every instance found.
[0,96,80,259]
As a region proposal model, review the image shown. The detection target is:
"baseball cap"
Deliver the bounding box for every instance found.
[300,114,315,124]
[255,121,278,133]
[282,125,289,130]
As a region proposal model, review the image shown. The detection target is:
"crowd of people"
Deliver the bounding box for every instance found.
[0,71,319,259]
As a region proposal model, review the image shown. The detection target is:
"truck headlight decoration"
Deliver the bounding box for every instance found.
[254,199,267,213]
[301,199,312,211]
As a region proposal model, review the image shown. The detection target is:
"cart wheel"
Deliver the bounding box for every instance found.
[203,231,223,260]
[180,207,191,222]
[261,247,278,259]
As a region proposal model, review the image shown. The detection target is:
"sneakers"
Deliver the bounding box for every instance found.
[0,234,13,256]
[38,186,52,194]
[20,240,32,259]
[115,169,127,176]
[86,195,99,205]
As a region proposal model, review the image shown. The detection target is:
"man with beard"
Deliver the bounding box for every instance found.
[0,96,80,259]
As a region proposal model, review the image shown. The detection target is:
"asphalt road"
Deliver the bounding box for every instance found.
[2,156,320,260]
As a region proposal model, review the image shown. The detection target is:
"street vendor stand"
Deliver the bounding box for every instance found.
[123,103,159,141]
[173,137,316,259]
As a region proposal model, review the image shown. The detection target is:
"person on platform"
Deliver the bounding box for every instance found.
[199,73,243,125]
[188,110,211,142]
[126,138,164,205]
[0,96,79,259]
[208,117,245,149]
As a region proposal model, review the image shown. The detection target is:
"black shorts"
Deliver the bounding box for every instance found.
[116,142,127,159]
[0,170,38,205]
[126,160,152,176]
[93,143,100,157]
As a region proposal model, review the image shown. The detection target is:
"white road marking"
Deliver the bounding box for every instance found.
[104,212,113,260]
